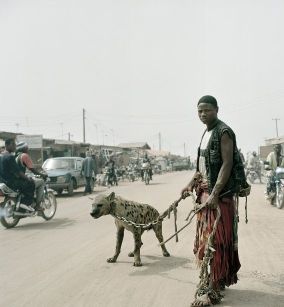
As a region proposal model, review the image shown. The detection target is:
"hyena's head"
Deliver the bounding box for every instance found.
[90,192,115,219]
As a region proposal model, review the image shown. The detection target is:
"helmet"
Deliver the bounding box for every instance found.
[16,142,28,152]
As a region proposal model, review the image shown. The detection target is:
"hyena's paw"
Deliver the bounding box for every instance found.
[133,260,142,267]
[163,251,170,257]
[107,257,117,263]
[128,252,134,257]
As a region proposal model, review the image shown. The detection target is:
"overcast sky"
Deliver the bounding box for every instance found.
[0,0,284,157]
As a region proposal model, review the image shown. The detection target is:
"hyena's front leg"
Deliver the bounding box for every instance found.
[107,226,124,263]
[153,222,170,257]
[132,229,143,266]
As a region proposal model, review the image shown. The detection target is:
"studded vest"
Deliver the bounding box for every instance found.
[197,119,247,196]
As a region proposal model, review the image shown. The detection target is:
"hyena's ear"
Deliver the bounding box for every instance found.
[107,192,115,201]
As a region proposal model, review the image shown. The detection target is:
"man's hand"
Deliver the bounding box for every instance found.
[27,176,34,182]
[205,193,219,209]
[181,186,193,199]
[41,173,48,180]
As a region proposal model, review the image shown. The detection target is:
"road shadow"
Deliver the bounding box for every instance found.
[10,217,76,231]
[224,288,284,307]
[147,182,165,186]
[55,188,109,199]
[128,255,192,279]
[55,191,85,198]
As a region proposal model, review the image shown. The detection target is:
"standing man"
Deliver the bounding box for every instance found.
[0,139,35,211]
[181,96,247,306]
[81,151,96,195]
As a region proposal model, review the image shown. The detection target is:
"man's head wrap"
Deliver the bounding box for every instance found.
[16,142,28,152]
[274,144,282,151]
[197,95,218,108]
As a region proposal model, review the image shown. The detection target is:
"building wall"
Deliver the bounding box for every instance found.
[259,145,274,160]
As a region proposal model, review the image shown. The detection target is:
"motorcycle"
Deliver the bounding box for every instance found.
[142,162,151,185]
[265,165,284,209]
[105,167,118,186]
[0,177,57,228]
[246,168,258,184]
[126,166,136,182]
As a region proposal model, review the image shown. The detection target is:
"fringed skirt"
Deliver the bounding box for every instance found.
[193,191,241,286]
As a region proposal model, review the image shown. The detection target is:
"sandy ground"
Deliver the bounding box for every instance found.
[0,171,283,307]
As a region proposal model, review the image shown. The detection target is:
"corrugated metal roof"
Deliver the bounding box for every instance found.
[118,142,151,149]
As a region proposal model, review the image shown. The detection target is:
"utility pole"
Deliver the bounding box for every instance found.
[110,129,115,146]
[272,118,280,137]
[83,108,86,143]
[60,122,63,138]
[158,132,162,151]
[68,132,71,141]
[184,143,186,157]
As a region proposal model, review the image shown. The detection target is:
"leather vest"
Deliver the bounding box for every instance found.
[198,119,246,196]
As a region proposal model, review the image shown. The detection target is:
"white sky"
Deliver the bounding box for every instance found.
[0,0,284,157]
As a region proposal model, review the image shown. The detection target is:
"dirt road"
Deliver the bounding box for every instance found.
[0,171,283,307]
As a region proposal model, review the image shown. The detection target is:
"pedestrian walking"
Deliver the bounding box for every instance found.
[81,151,96,195]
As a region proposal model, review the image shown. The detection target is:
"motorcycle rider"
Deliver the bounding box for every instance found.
[246,151,262,183]
[0,139,35,211]
[266,144,284,199]
[105,155,117,185]
[141,153,153,181]
[15,142,48,208]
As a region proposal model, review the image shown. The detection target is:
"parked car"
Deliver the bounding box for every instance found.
[42,157,95,196]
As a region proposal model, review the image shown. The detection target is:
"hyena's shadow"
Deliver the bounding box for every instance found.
[128,255,192,277]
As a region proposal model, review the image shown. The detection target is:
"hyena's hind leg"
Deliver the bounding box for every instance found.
[153,222,170,257]
[107,226,125,263]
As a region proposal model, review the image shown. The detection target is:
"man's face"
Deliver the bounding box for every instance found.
[7,141,16,153]
[198,103,218,125]
[274,145,282,155]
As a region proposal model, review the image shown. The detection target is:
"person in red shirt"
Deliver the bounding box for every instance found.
[15,142,47,208]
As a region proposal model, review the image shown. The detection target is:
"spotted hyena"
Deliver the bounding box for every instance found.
[90,192,170,266]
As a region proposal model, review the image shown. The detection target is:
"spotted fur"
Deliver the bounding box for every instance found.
[90,192,170,266]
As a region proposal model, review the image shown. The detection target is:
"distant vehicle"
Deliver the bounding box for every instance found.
[42,157,95,196]
[246,168,258,184]
[172,160,190,171]
[265,166,284,209]
[142,162,151,185]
